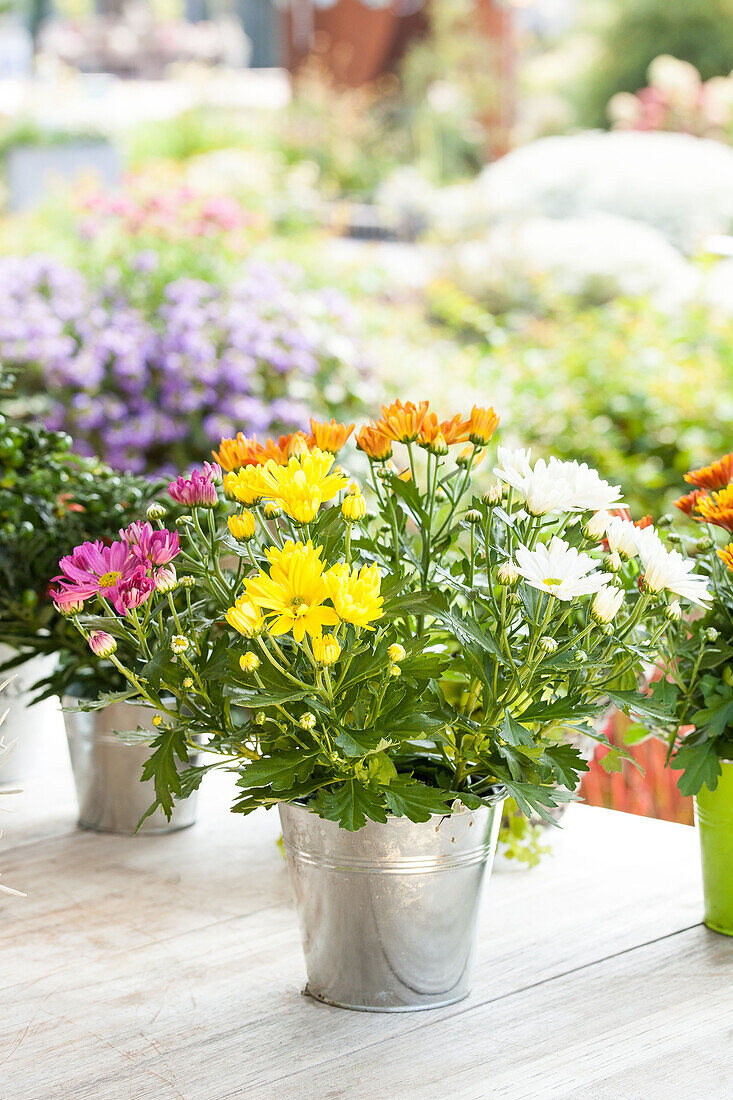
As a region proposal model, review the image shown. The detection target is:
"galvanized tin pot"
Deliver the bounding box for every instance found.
[695,759,733,936]
[64,699,199,835]
[279,790,505,1012]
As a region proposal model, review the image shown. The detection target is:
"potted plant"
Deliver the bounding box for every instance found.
[0,414,149,776]
[643,452,733,934]
[58,405,704,1009]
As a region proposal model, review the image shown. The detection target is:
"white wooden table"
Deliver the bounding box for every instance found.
[2,729,732,1100]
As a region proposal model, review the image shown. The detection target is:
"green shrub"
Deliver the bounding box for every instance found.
[579,0,733,127]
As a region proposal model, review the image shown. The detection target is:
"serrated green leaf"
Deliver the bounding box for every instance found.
[238,750,320,792]
[383,776,453,821]
[317,779,388,830]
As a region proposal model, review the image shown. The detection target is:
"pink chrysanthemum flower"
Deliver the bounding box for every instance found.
[112,567,156,615]
[168,464,220,508]
[120,521,180,566]
[51,539,138,608]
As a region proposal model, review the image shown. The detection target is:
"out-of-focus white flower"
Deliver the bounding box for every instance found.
[648,55,701,104]
[515,536,607,601]
[546,459,623,511]
[634,526,711,605]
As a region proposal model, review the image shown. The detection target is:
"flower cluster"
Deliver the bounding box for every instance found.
[609,55,733,144]
[52,521,180,617]
[59,402,700,831]
[646,450,733,796]
[2,256,368,473]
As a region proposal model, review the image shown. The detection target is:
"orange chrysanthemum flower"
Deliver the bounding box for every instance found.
[418,412,471,452]
[674,489,706,516]
[684,452,733,491]
[468,405,500,446]
[213,433,269,472]
[718,543,733,572]
[355,423,393,461]
[375,400,429,443]
[696,485,733,532]
[308,418,355,454]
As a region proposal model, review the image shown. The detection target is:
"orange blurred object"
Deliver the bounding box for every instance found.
[580,711,693,825]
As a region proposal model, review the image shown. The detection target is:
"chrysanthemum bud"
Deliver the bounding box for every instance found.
[482,482,503,506]
[183,677,194,689]
[696,537,713,552]
[171,635,189,655]
[539,636,557,654]
[154,564,177,594]
[240,652,260,673]
[342,489,366,522]
[456,445,484,469]
[591,585,624,625]
[228,511,256,540]
[255,711,266,725]
[388,643,406,663]
[152,714,162,727]
[264,502,282,519]
[55,598,85,616]
[667,532,682,544]
[507,592,522,606]
[146,502,167,521]
[665,600,682,622]
[299,712,316,730]
[313,634,341,665]
[656,514,674,528]
[465,509,482,525]
[428,432,449,457]
[389,664,402,678]
[179,575,196,589]
[584,510,610,541]
[574,650,588,664]
[605,550,622,573]
[498,561,518,586]
[88,631,117,659]
[175,515,193,528]
[705,627,720,643]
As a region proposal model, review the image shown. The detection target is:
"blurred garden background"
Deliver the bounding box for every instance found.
[4,0,733,828]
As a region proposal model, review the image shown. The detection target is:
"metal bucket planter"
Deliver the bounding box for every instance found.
[64,699,199,835]
[695,759,733,936]
[279,790,505,1012]
[0,646,63,782]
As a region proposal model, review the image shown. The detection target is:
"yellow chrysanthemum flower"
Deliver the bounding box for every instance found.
[228,511,256,540]
[249,449,349,524]
[718,543,733,572]
[697,485,733,533]
[226,596,265,638]
[313,633,341,665]
[342,488,366,522]
[388,643,406,663]
[326,562,383,628]
[244,540,339,642]
[239,652,260,673]
[224,465,269,506]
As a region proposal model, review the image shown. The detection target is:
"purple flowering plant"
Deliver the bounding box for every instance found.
[2,254,369,475]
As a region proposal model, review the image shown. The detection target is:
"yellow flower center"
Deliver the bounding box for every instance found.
[98,570,121,586]
[543,577,562,587]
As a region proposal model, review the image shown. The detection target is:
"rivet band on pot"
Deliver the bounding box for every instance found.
[281,842,497,874]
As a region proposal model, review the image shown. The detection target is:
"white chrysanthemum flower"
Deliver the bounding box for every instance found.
[515,536,607,600]
[493,447,532,486]
[591,585,624,624]
[605,515,640,559]
[496,454,574,516]
[546,459,623,512]
[634,526,711,606]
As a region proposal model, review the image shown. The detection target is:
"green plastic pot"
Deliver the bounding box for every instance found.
[694,759,733,936]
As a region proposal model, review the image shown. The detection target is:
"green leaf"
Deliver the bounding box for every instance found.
[335,727,391,758]
[544,743,587,789]
[675,741,722,797]
[501,712,535,747]
[383,776,453,822]
[139,727,190,822]
[318,779,388,830]
[606,690,674,723]
[239,750,320,792]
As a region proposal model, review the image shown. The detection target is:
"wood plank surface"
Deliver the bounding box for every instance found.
[1,729,728,1099]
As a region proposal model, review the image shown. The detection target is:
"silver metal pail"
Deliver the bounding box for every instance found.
[0,646,63,782]
[63,699,200,835]
[279,791,505,1012]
